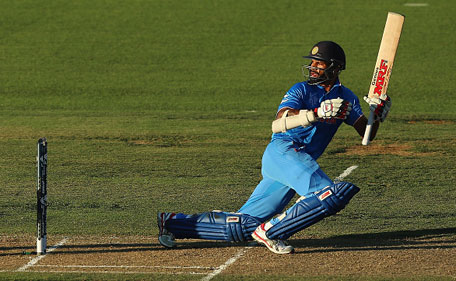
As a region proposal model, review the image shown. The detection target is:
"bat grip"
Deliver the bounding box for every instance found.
[362,111,375,145]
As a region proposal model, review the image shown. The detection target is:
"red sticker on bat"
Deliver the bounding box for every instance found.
[374,59,388,96]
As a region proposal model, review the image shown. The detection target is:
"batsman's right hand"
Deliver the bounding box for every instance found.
[316,98,352,120]
[364,95,392,122]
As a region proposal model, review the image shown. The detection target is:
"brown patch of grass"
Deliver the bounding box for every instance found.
[342,143,436,156]
[128,140,155,145]
[0,235,63,271]
[343,143,413,156]
[3,234,456,279]
[238,239,456,278]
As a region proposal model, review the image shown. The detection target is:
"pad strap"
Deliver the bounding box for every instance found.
[266,182,359,240]
[165,211,261,242]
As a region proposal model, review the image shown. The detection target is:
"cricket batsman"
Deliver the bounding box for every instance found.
[158,41,392,254]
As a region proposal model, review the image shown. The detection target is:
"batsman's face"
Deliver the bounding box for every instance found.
[309,59,327,78]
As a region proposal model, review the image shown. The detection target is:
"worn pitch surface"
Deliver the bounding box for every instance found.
[2,233,456,278]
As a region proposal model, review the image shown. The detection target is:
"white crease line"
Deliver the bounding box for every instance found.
[201,247,250,281]
[200,165,358,281]
[334,165,358,182]
[17,166,359,278]
[16,238,68,272]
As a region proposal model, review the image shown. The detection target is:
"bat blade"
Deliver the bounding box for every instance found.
[362,12,404,146]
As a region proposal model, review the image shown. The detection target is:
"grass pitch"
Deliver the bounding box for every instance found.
[0,0,455,280]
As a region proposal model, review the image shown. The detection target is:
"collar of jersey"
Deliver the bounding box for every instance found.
[316,78,342,93]
[316,79,342,103]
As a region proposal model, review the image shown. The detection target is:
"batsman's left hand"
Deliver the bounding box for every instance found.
[316,98,352,120]
[364,95,392,122]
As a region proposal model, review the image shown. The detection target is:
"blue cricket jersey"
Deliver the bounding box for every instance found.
[271,80,364,160]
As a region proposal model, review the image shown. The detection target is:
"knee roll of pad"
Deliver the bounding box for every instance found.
[319,181,360,214]
[267,182,359,240]
[165,211,261,242]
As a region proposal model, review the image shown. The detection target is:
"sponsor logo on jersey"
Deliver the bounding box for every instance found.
[318,190,332,201]
[226,216,240,223]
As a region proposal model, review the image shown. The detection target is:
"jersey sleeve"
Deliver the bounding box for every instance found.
[277,83,306,113]
[344,92,364,126]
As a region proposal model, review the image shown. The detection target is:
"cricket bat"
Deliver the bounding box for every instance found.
[362,12,405,145]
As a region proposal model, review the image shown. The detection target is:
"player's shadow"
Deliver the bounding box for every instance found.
[0,240,242,256]
[291,227,456,254]
[54,240,241,254]
[2,227,454,256]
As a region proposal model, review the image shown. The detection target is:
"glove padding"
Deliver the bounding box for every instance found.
[316,98,352,120]
[363,95,391,122]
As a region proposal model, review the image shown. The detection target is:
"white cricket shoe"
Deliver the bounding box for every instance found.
[157,212,176,248]
[252,223,294,254]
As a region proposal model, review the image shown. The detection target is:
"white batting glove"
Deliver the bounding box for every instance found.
[316,98,352,120]
[364,95,392,122]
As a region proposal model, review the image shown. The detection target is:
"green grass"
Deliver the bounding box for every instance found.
[1,0,455,279]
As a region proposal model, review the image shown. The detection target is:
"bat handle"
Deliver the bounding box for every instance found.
[362,111,375,145]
